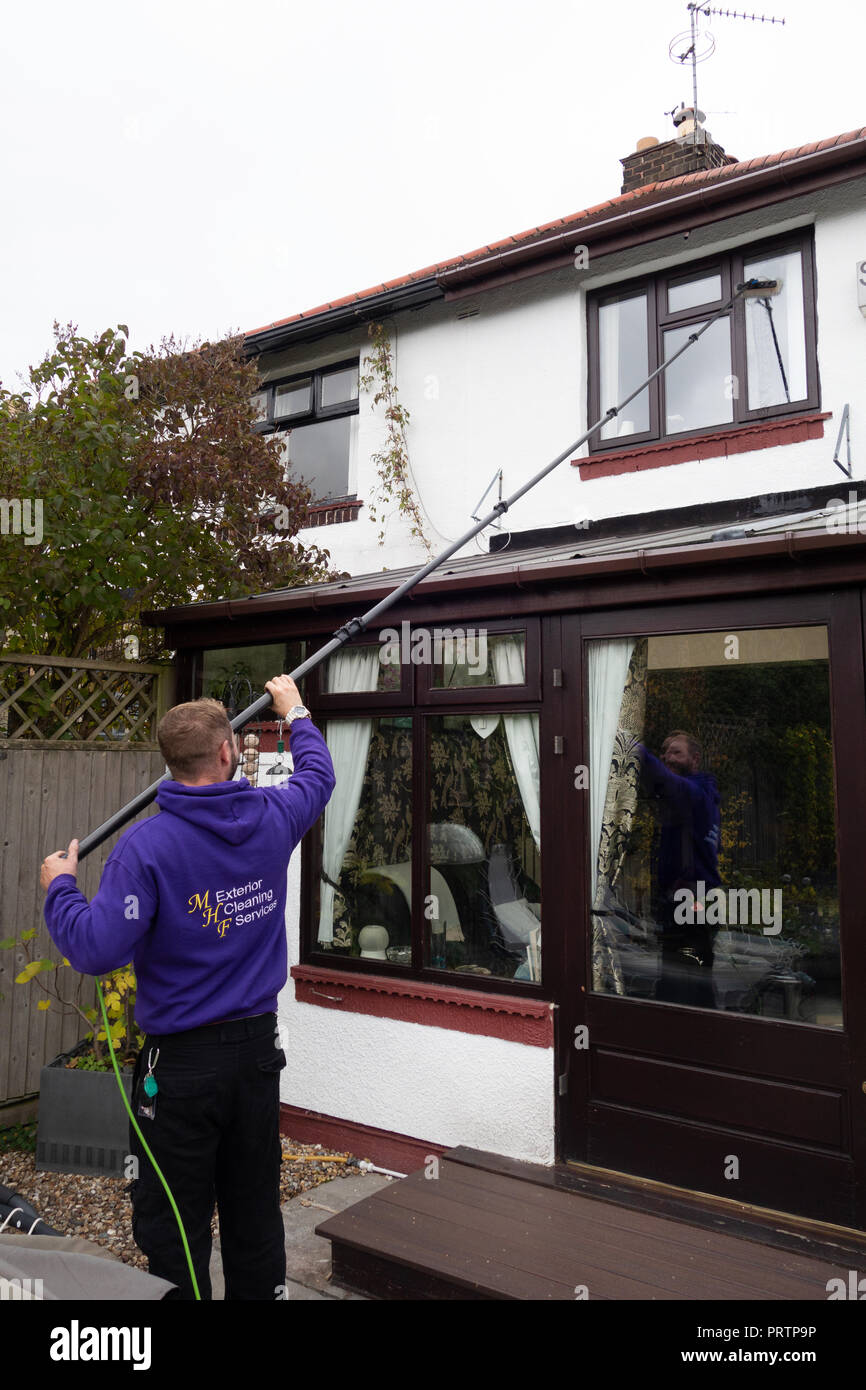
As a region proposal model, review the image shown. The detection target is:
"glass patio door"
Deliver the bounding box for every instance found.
[561,593,866,1228]
[588,625,840,1025]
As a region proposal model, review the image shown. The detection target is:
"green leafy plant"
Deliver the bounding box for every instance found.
[0,322,336,659]
[0,1120,37,1154]
[358,323,432,555]
[0,930,142,1067]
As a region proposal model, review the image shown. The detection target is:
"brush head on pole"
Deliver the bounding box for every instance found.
[738,277,782,297]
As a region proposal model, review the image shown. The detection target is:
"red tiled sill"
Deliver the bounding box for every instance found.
[291,964,554,1047]
[304,498,362,527]
[574,412,831,480]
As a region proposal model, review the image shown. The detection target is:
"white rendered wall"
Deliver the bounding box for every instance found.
[264,179,866,580]
[276,852,556,1166]
[264,180,866,1165]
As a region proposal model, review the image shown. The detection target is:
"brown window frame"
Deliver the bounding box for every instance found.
[301,617,544,996]
[254,358,360,507]
[258,358,360,431]
[586,229,819,454]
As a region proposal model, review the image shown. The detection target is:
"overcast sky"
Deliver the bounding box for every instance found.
[1,0,862,388]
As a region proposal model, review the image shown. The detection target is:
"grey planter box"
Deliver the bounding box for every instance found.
[36,1040,135,1178]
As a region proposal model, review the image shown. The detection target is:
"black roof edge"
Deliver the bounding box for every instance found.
[142,478,866,631]
[489,479,866,554]
[243,279,445,356]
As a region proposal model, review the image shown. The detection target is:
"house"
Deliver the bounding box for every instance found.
[145,113,866,1236]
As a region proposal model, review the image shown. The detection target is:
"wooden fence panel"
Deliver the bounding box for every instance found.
[0,747,166,1104]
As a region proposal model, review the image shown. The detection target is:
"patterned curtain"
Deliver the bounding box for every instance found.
[591,638,648,992]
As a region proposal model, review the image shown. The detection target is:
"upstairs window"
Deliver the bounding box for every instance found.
[586,232,818,452]
[255,360,359,502]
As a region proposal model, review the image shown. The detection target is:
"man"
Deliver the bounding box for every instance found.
[637,730,721,1009]
[40,675,335,1300]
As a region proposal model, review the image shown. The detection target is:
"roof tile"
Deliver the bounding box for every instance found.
[246,126,866,339]
[352,281,390,299]
[535,216,567,234]
[400,262,441,280]
[581,198,616,218]
[459,244,497,261]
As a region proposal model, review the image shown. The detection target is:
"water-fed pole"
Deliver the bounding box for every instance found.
[74,278,779,860]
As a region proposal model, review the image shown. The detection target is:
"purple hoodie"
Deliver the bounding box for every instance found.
[43,719,335,1035]
[637,744,721,895]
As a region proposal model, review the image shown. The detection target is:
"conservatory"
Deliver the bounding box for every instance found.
[146,511,866,1231]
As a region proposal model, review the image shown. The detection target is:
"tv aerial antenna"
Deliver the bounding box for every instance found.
[668,5,786,149]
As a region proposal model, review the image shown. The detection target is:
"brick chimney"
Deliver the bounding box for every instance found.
[620,106,738,194]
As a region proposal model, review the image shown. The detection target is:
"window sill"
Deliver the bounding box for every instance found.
[574,412,831,481]
[290,964,554,1046]
[305,498,363,526]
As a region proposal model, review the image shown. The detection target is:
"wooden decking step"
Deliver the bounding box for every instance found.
[316,1147,862,1300]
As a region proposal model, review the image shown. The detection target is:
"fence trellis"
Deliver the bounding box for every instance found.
[0,653,172,747]
[0,652,175,1106]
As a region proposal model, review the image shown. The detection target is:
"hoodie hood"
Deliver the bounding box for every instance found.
[155,777,267,845]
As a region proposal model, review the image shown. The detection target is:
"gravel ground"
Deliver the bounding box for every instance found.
[1,1138,358,1271]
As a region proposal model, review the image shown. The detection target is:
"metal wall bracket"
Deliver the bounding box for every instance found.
[834,403,852,478]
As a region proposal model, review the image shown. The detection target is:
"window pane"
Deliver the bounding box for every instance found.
[321,641,401,694]
[663,316,733,433]
[599,294,650,440]
[667,273,722,314]
[201,641,307,710]
[588,628,841,1029]
[427,713,541,981]
[250,391,268,423]
[285,416,352,500]
[318,716,412,958]
[744,250,807,408]
[321,365,359,408]
[274,379,312,419]
[431,631,526,688]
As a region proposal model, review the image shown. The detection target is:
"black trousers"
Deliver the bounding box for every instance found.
[654,897,716,1010]
[128,1012,286,1301]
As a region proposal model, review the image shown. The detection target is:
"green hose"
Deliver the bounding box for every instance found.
[95,978,201,1301]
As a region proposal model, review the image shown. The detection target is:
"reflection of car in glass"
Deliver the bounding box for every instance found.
[713,929,816,1020]
[598,893,816,1018]
[593,891,659,998]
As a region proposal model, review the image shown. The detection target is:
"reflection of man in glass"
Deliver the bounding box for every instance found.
[637,731,721,1008]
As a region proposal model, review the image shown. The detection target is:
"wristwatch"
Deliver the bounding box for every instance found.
[286,704,311,725]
